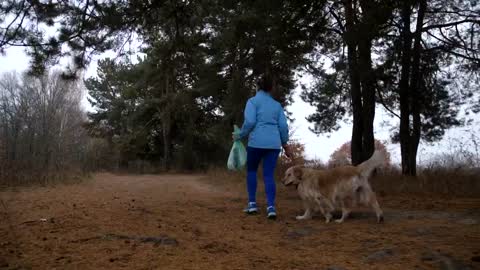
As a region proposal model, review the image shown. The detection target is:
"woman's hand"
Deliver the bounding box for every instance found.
[283,144,293,158]
[232,132,241,141]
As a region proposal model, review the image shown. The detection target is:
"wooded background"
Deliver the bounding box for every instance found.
[0,0,479,184]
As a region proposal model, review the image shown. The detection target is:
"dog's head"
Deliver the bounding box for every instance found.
[282,165,304,186]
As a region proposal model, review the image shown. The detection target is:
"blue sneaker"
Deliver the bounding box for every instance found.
[267,206,277,220]
[243,202,258,214]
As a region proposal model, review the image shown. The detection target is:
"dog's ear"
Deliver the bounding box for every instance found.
[293,166,303,180]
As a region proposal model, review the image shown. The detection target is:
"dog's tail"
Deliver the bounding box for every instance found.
[357,150,386,178]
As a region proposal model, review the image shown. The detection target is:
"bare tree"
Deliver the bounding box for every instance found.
[0,71,89,184]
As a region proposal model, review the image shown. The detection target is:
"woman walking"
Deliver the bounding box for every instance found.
[233,75,292,219]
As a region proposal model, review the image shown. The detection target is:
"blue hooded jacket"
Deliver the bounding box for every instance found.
[237,90,289,149]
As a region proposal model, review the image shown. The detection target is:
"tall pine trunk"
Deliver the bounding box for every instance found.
[161,74,172,171]
[345,0,377,165]
[407,0,426,176]
[399,1,413,175]
[399,0,426,176]
[358,38,376,162]
[344,0,364,165]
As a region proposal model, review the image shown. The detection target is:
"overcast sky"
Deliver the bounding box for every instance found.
[1,47,478,165]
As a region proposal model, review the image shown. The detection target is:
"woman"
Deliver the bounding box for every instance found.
[233,75,292,219]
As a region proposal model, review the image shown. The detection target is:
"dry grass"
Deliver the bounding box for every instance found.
[371,168,480,198]
[0,160,89,188]
[206,160,480,199]
[370,151,480,198]
[3,145,478,198]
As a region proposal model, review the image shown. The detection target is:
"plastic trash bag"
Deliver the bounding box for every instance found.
[227,125,247,171]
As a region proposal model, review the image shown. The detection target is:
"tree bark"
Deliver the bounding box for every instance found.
[344,0,364,165]
[399,1,413,175]
[407,0,427,176]
[161,74,172,170]
[358,37,376,161]
[162,119,170,169]
[399,0,426,176]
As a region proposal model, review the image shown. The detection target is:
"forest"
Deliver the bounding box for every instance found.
[1,1,480,270]
[0,0,479,180]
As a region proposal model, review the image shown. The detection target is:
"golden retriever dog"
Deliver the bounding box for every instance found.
[283,150,385,223]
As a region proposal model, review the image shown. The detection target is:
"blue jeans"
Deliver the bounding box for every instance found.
[246,147,280,208]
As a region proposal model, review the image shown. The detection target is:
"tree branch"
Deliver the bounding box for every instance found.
[426,30,479,57]
[440,47,480,63]
[425,9,480,17]
[422,19,480,32]
[0,1,30,48]
[325,26,343,35]
[328,6,345,33]
[376,87,400,119]
[427,44,480,63]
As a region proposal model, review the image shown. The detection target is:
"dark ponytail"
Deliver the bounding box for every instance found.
[256,75,273,92]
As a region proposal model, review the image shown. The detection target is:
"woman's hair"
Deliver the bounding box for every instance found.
[256,75,273,92]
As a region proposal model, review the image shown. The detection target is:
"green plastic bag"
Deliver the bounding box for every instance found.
[227,125,247,171]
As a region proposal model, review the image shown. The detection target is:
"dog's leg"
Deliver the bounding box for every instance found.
[366,189,384,223]
[323,209,333,223]
[296,200,313,220]
[335,200,350,223]
[296,207,312,220]
[362,184,384,223]
[335,206,350,223]
[314,197,332,223]
[323,198,335,213]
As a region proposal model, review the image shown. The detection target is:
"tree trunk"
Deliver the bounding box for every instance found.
[398,0,426,176]
[358,37,376,161]
[399,1,413,175]
[162,120,170,170]
[10,121,18,161]
[119,151,129,169]
[406,0,427,176]
[182,101,195,171]
[161,74,172,170]
[344,0,364,165]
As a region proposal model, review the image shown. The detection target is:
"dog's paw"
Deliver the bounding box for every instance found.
[377,215,384,223]
[325,214,332,223]
[334,219,344,223]
[296,216,305,220]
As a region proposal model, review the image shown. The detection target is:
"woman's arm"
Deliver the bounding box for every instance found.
[236,99,257,140]
[278,106,289,145]
[278,107,293,157]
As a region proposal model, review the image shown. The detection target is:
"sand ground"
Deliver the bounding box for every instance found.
[1,173,479,270]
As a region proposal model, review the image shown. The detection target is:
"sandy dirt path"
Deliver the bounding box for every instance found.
[1,173,479,270]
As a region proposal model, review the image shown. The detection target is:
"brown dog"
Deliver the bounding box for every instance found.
[283,150,385,223]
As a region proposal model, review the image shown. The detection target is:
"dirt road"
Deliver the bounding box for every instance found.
[1,173,479,269]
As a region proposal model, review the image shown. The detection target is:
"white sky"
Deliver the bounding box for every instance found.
[1,47,479,165]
